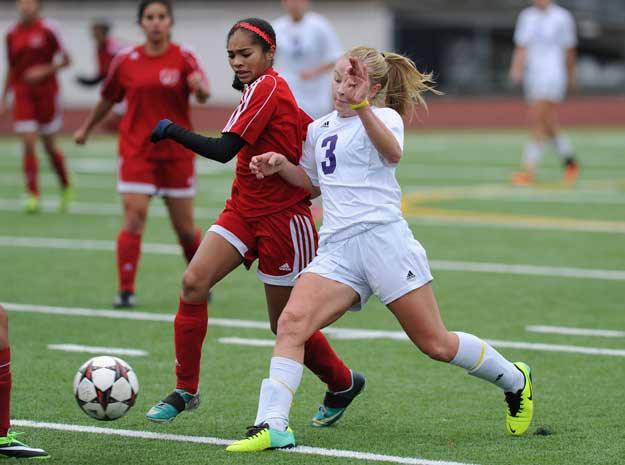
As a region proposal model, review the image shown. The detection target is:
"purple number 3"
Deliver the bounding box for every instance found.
[321,135,338,175]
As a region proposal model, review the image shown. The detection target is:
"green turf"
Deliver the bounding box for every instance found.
[1,130,624,465]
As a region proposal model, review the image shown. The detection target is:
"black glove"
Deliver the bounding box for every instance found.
[150,119,174,143]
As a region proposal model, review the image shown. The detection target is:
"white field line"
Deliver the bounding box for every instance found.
[1,235,624,281]
[11,419,478,465]
[5,303,625,358]
[218,337,275,347]
[526,325,625,338]
[47,344,148,356]
[0,199,221,219]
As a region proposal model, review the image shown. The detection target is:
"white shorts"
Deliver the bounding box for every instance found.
[303,220,433,310]
[524,77,566,103]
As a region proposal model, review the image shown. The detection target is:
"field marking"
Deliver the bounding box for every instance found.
[0,199,221,219]
[1,235,624,281]
[11,419,479,465]
[5,303,625,358]
[218,337,275,347]
[47,344,148,356]
[526,325,625,338]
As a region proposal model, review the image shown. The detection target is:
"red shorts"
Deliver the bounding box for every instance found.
[117,156,196,198]
[209,202,318,286]
[13,90,62,134]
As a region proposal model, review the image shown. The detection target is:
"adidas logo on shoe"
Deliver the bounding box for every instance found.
[406,270,416,281]
[279,263,292,272]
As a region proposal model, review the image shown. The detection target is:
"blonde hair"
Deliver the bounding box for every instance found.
[346,46,439,117]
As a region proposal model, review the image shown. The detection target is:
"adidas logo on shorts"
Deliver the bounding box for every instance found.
[279,263,292,272]
[321,120,330,128]
[406,270,416,281]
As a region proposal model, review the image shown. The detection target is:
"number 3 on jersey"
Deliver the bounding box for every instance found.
[321,135,338,175]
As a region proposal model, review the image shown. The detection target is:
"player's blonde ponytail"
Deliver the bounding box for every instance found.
[347,46,438,118]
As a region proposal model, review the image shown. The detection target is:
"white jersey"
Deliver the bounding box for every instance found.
[273,12,343,118]
[514,4,577,84]
[301,107,404,244]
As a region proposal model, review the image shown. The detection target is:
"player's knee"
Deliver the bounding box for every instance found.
[177,229,197,245]
[123,212,147,235]
[419,335,455,362]
[181,269,211,300]
[276,308,309,343]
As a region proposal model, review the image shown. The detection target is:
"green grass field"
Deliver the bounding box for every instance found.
[1,129,624,465]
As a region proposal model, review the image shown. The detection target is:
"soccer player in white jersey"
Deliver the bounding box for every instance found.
[227,46,535,452]
[510,0,579,185]
[273,0,342,119]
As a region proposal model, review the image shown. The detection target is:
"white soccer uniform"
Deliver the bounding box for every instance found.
[300,107,433,310]
[514,3,577,102]
[273,12,343,119]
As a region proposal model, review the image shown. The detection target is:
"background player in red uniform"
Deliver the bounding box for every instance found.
[74,0,210,308]
[0,0,72,213]
[146,18,363,427]
[76,19,126,131]
[0,305,49,459]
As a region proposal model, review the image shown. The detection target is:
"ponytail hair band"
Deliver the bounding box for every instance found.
[235,21,275,47]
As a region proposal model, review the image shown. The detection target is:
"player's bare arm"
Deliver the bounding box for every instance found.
[187,70,210,103]
[74,98,115,144]
[509,46,526,85]
[250,152,320,197]
[23,50,71,85]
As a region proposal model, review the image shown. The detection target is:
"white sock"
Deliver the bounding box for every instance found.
[523,141,544,166]
[550,135,574,160]
[254,356,303,431]
[450,332,524,393]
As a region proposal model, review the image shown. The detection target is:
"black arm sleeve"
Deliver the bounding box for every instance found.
[165,124,245,164]
[76,74,105,87]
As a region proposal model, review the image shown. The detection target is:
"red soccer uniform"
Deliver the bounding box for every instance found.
[212,68,317,285]
[223,67,313,218]
[97,37,124,79]
[5,18,66,133]
[101,43,207,196]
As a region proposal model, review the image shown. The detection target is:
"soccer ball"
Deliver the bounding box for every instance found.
[73,355,139,421]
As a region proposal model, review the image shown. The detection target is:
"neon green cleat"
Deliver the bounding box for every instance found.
[505,362,534,436]
[24,194,40,214]
[59,185,74,212]
[0,431,50,459]
[226,424,295,452]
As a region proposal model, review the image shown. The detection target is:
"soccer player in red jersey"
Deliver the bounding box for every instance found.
[0,0,72,213]
[0,305,49,459]
[74,0,210,308]
[76,19,126,131]
[145,18,363,426]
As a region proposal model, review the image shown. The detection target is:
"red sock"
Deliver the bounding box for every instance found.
[304,331,352,392]
[49,150,70,188]
[180,229,202,263]
[174,298,208,393]
[23,152,39,196]
[0,348,11,437]
[116,230,142,293]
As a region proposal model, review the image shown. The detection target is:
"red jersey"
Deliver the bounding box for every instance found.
[97,37,123,79]
[102,43,206,160]
[223,68,313,218]
[5,18,66,95]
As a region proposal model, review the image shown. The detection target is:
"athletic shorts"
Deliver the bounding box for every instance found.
[303,219,433,311]
[13,90,62,134]
[117,156,196,198]
[524,76,566,103]
[209,202,317,286]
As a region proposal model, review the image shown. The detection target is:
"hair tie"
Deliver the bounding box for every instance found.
[236,21,275,47]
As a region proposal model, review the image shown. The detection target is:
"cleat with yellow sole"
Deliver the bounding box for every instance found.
[227,424,295,452]
[505,362,534,436]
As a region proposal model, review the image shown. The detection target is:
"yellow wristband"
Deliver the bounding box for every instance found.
[350,99,370,110]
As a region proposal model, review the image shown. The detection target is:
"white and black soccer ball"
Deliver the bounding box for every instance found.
[73,356,139,421]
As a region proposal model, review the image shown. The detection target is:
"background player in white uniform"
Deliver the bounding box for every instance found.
[227,46,535,452]
[510,0,579,185]
[273,0,342,119]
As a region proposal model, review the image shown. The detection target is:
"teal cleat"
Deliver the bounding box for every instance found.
[311,370,365,427]
[146,389,200,423]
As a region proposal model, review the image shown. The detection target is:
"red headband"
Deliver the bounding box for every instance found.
[235,21,275,47]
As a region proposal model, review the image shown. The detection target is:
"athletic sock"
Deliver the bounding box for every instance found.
[450,332,524,393]
[304,330,352,393]
[174,298,208,393]
[522,141,544,167]
[254,356,303,431]
[0,348,11,437]
[116,230,142,293]
[550,135,575,164]
[180,229,202,264]
[49,150,70,188]
[23,151,39,196]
